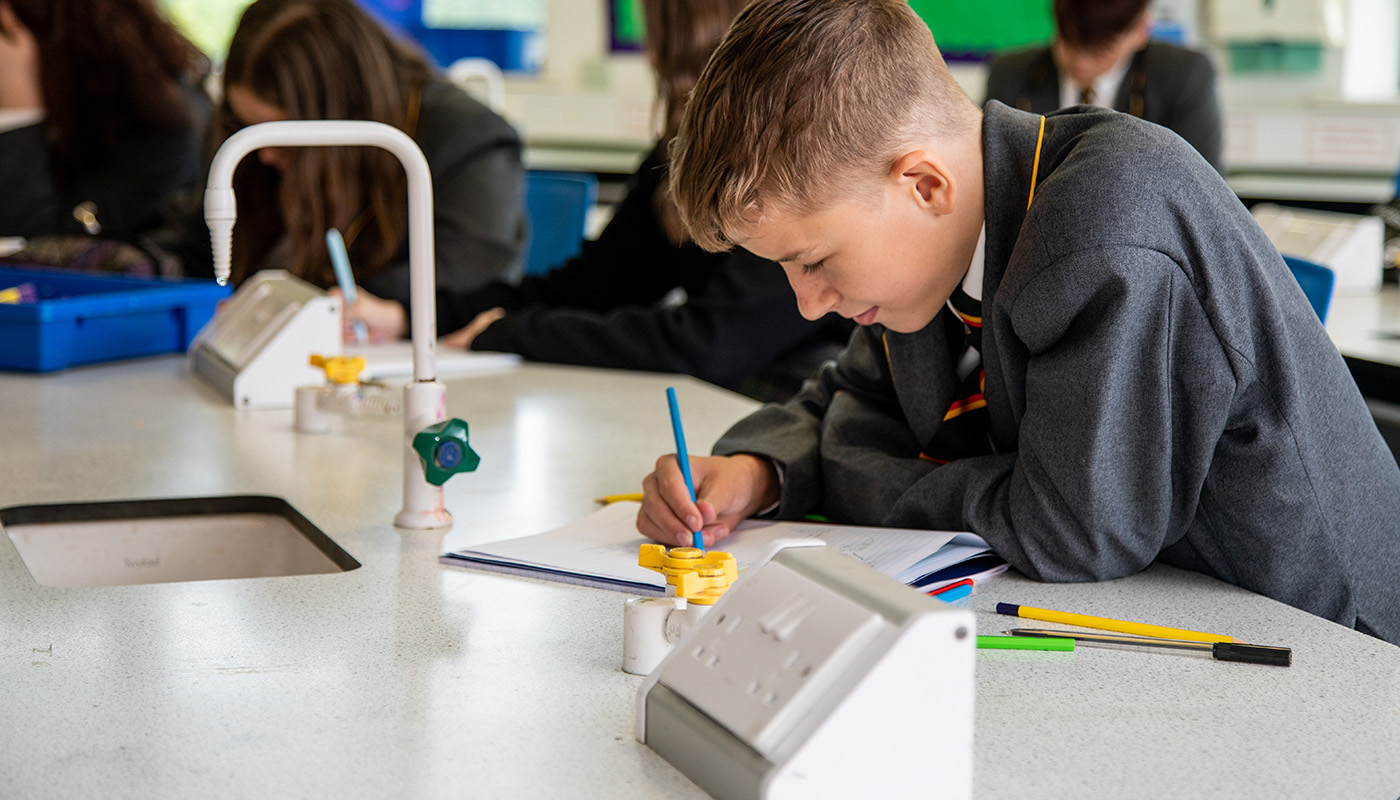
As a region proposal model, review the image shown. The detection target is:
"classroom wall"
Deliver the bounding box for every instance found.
[497,0,1400,203]
[500,0,656,154]
[498,0,998,159]
[159,0,1400,197]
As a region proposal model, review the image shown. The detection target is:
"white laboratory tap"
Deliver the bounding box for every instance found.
[205,120,461,530]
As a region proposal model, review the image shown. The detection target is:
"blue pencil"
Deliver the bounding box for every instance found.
[326,228,368,345]
[665,387,704,551]
[932,583,973,603]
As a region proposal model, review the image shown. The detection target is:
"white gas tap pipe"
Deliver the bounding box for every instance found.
[205,120,452,530]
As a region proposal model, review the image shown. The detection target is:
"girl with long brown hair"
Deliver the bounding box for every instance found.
[212,0,525,316]
[347,0,852,402]
[0,0,210,247]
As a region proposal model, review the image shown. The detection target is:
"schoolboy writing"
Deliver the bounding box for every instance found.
[636,0,1400,644]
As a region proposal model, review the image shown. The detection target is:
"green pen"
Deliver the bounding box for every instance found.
[976,634,1074,651]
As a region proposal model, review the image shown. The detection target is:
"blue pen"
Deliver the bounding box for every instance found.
[932,583,973,603]
[665,387,705,551]
[326,228,368,345]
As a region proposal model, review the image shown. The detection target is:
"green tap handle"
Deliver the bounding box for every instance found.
[412,418,480,486]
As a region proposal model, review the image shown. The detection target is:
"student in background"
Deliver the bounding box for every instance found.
[640,0,1400,643]
[984,0,1223,173]
[0,0,210,266]
[345,0,852,402]
[196,0,525,321]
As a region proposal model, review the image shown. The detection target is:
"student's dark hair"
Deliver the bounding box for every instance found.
[641,0,753,143]
[1053,0,1151,51]
[640,0,753,244]
[8,0,207,185]
[219,0,435,287]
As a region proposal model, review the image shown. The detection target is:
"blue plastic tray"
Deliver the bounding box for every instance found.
[0,266,231,372]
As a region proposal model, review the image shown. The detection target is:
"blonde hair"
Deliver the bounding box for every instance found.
[670,0,980,252]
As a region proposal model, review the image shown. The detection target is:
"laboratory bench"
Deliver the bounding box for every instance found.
[1326,285,1400,457]
[1329,285,1400,399]
[1,357,1398,799]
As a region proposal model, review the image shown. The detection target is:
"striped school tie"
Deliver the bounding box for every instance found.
[920,285,993,464]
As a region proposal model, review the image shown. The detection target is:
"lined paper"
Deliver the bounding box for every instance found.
[440,502,1004,594]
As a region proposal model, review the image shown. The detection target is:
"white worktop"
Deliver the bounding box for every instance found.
[1328,284,1400,367]
[2,357,1398,799]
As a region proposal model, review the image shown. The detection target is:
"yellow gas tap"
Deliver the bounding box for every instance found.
[638,544,738,605]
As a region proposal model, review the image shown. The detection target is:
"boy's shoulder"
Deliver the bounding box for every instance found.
[985,102,1221,222]
[981,102,1253,293]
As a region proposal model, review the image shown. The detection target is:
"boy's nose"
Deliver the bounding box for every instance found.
[787,272,839,320]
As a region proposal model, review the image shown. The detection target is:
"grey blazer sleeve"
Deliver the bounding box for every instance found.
[713,325,936,519]
[362,83,525,318]
[422,138,526,292]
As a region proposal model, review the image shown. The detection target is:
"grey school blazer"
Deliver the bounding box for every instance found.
[714,102,1400,644]
[984,42,1224,174]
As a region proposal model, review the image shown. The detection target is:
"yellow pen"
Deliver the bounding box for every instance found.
[996,603,1235,644]
[594,493,644,504]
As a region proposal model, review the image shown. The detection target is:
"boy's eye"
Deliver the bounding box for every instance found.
[801,260,824,275]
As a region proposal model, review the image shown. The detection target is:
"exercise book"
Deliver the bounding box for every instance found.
[439,501,1007,594]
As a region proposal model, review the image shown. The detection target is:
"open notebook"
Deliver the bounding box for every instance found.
[439,501,1007,595]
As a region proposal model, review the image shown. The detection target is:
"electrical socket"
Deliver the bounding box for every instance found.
[639,543,976,799]
[659,554,890,759]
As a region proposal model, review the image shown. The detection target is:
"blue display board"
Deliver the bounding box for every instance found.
[159,0,542,72]
[363,0,544,72]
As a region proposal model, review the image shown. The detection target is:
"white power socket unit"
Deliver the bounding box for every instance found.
[636,542,975,799]
[1251,203,1383,294]
[189,270,341,409]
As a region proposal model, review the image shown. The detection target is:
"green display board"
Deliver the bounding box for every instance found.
[908,0,1054,56]
[612,0,645,51]
[610,0,1050,57]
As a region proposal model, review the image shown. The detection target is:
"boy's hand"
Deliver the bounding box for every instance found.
[441,307,505,349]
[637,453,779,547]
[330,287,406,343]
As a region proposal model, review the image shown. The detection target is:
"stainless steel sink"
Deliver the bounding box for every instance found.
[1,495,359,588]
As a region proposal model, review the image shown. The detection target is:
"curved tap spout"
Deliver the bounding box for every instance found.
[205,120,452,529]
[204,120,437,382]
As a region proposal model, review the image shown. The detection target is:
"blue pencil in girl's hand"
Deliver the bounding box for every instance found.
[326,227,368,345]
[666,387,705,551]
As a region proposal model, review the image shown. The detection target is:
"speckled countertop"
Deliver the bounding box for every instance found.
[2,357,1398,799]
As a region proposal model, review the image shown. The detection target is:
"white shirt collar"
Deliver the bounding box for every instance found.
[0,109,44,135]
[961,224,987,301]
[1058,49,1135,110]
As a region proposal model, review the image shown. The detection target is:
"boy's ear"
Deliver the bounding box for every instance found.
[890,150,956,215]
